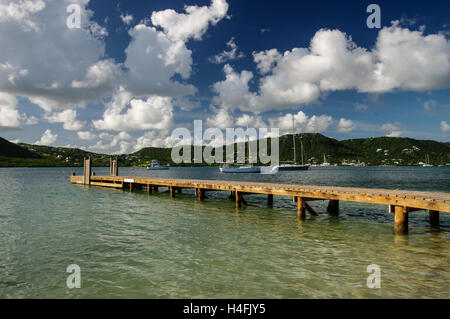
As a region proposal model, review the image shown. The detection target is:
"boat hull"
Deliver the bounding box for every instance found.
[219,167,261,173]
[146,166,170,170]
[277,165,310,171]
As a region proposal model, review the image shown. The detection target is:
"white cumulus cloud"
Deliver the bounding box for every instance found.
[209,37,245,64]
[150,0,229,42]
[77,131,96,140]
[35,129,57,145]
[381,122,402,137]
[337,118,356,133]
[45,110,86,131]
[213,23,450,113]
[441,121,450,132]
[120,13,133,25]
[93,88,174,131]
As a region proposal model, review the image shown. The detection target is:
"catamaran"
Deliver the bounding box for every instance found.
[146,160,170,170]
[276,116,310,171]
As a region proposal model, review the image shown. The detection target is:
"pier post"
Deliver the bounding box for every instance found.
[327,200,339,216]
[429,210,439,227]
[235,191,242,208]
[394,206,408,234]
[268,194,273,205]
[297,197,306,218]
[147,184,152,195]
[83,157,91,185]
[170,186,175,198]
[110,157,118,176]
[129,183,133,192]
[197,188,205,201]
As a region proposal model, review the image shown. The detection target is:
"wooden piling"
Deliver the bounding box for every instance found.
[170,186,175,198]
[297,197,306,218]
[235,191,242,208]
[429,210,439,227]
[110,157,118,177]
[83,157,91,185]
[147,184,152,195]
[327,200,339,216]
[394,206,408,234]
[268,194,273,205]
[197,188,205,201]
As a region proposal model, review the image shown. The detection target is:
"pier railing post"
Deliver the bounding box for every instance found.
[83,157,91,185]
[394,206,408,234]
[429,210,439,227]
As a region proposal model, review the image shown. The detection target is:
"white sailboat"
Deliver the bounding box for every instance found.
[276,116,310,171]
[423,154,433,167]
[320,154,330,167]
[220,125,261,173]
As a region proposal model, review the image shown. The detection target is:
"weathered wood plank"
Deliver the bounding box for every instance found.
[71,175,450,213]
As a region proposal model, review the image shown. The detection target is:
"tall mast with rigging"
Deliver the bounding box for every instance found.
[292,115,297,164]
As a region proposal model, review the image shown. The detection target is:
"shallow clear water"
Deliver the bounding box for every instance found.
[0,166,449,298]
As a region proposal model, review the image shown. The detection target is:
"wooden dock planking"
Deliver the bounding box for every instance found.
[70,165,450,234]
[70,175,450,211]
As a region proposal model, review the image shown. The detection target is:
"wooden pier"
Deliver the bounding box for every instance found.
[71,158,450,235]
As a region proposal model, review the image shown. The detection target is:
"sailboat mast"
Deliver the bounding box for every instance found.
[301,137,304,165]
[292,115,296,164]
[246,123,249,165]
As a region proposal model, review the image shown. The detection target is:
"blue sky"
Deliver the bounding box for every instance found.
[0,0,449,153]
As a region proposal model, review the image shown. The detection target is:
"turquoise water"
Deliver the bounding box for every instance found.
[0,166,449,298]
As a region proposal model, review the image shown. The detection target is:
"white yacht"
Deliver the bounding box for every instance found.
[146,160,170,170]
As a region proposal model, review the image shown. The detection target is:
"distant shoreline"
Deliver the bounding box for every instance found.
[1,164,449,168]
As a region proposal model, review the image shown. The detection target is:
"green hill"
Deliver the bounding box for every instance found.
[278,133,359,164]
[0,134,449,167]
[340,137,450,166]
[0,137,41,158]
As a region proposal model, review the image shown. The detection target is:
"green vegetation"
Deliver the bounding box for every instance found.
[0,134,448,167]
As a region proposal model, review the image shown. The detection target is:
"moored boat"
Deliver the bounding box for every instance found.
[219,165,261,173]
[146,160,170,170]
[277,164,310,171]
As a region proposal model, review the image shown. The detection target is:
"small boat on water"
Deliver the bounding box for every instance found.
[219,122,261,174]
[277,164,310,171]
[423,154,433,167]
[320,154,330,167]
[146,160,170,170]
[277,116,310,171]
[219,165,261,173]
